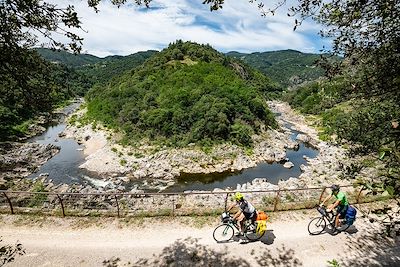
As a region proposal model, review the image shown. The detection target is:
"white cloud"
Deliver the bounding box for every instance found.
[43,0,328,57]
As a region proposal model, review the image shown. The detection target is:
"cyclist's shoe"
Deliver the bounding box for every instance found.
[239,239,248,244]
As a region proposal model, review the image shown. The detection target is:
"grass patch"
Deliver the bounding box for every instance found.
[28,182,48,208]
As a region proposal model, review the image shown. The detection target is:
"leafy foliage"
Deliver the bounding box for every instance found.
[29,181,48,207]
[0,47,91,140]
[284,0,400,200]
[37,48,158,85]
[0,1,91,140]
[1,0,83,53]
[86,41,279,147]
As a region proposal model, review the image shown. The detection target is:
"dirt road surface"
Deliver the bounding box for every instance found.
[1,208,399,267]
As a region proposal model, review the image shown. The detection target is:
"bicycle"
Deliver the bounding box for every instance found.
[307,205,351,235]
[213,211,265,242]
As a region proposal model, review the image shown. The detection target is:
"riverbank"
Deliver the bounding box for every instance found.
[61,101,312,190]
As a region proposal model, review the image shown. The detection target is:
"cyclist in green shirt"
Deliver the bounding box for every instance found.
[320,184,349,228]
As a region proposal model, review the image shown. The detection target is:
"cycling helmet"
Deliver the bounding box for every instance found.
[234,192,244,201]
[331,184,340,193]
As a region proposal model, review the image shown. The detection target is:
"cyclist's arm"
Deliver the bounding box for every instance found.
[232,209,243,220]
[320,194,332,206]
[227,203,236,212]
[328,199,340,210]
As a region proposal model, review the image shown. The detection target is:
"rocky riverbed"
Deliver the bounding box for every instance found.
[0,142,60,190]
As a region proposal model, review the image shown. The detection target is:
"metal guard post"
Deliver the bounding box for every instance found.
[56,194,65,217]
[114,195,120,217]
[273,190,281,211]
[319,187,327,204]
[3,192,14,214]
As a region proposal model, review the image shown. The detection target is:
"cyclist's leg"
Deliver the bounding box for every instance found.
[335,206,346,227]
[237,213,245,234]
[335,213,340,228]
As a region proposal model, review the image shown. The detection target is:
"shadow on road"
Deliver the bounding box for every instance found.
[219,229,275,245]
[313,225,359,236]
[341,229,400,267]
[261,229,276,245]
[103,237,302,267]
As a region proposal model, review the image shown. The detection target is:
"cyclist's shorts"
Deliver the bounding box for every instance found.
[337,205,348,218]
[244,211,257,220]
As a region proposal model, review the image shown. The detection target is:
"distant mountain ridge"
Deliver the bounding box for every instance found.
[36,48,158,85]
[36,48,325,88]
[35,48,102,67]
[226,49,325,88]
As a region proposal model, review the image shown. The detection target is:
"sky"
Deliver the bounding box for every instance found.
[46,0,331,57]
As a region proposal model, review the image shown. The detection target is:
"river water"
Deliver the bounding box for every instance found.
[28,102,97,186]
[164,125,318,191]
[29,106,318,192]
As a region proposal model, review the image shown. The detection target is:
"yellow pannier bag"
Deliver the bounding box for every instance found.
[256,220,267,235]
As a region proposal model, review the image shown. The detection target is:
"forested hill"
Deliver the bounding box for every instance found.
[85,41,281,147]
[227,50,325,88]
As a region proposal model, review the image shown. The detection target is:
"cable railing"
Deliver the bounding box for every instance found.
[0,184,387,218]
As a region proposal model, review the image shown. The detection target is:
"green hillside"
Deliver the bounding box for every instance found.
[86,41,280,147]
[227,49,325,88]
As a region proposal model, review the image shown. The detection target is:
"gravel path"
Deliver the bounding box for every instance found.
[1,208,399,267]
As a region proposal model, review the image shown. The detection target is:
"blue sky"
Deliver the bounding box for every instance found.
[47,0,330,57]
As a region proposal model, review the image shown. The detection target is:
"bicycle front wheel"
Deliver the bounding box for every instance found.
[213,224,234,242]
[308,217,326,235]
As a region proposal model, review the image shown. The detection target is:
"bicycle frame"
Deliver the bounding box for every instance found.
[223,215,254,233]
[308,206,350,235]
[214,193,264,242]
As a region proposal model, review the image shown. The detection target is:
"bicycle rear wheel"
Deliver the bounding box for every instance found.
[213,224,234,242]
[308,217,326,235]
[244,223,265,241]
[336,220,351,232]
